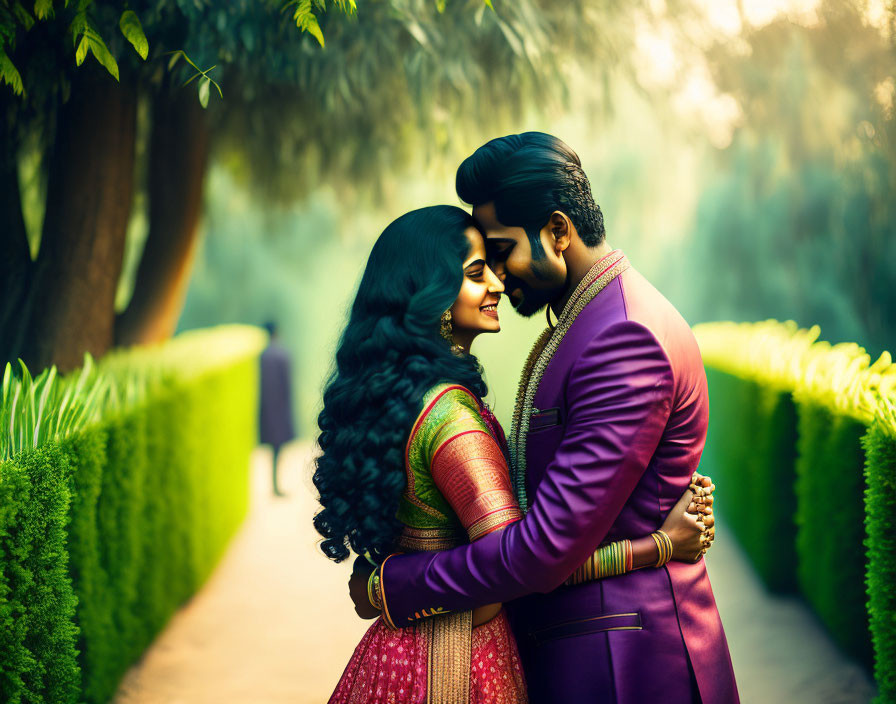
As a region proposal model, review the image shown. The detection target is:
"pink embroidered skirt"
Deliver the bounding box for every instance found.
[328,611,528,703]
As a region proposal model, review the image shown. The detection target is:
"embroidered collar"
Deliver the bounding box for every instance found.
[509,250,630,511]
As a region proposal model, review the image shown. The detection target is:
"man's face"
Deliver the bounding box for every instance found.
[472,202,567,317]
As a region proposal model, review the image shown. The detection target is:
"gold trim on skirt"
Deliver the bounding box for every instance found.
[422,609,473,704]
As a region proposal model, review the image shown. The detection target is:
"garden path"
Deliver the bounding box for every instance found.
[113,443,368,703]
[113,443,875,703]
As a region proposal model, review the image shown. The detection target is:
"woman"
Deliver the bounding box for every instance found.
[314,206,713,703]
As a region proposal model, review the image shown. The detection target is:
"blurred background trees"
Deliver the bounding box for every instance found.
[689,0,895,356]
[3,0,893,434]
[1,0,636,372]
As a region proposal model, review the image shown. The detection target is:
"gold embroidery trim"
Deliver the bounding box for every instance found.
[467,507,522,542]
[395,529,463,552]
[509,251,630,511]
[425,609,473,704]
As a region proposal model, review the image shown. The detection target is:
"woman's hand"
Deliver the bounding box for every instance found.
[349,556,381,620]
[661,472,716,562]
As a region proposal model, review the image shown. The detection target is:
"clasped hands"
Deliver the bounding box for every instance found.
[662,470,715,562]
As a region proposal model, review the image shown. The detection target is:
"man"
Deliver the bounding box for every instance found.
[358,133,738,703]
[259,321,296,497]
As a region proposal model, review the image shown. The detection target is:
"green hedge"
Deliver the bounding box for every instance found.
[0,326,264,703]
[98,408,147,675]
[0,446,79,703]
[704,369,798,591]
[865,420,896,702]
[696,320,895,699]
[794,402,872,666]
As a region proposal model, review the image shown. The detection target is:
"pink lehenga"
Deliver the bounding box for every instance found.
[329,384,529,704]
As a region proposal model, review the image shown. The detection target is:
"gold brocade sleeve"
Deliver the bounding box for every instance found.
[424,389,522,542]
[431,430,522,541]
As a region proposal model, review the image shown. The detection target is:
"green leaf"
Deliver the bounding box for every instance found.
[8,384,21,456]
[18,359,33,394]
[75,35,88,65]
[34,0,53,20]
[0,48,24,96]
[2,363,11,402]
[13,3,36,30]
[198,75,210,108]
[290,0,325,48]
[167,50,182,71]
[119,10,148,60]
[86,29,119,81]
[34,366,56,445]
[70,10,88,36]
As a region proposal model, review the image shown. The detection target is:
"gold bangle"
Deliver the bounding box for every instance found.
[655,529,673,567]
[650,532,663,568]
[378,554,399,629]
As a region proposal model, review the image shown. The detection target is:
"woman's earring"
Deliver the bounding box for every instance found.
[440,310,464,356]
[440,310,453,343]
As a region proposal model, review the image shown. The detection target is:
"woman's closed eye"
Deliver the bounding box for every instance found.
[464,259,487,280]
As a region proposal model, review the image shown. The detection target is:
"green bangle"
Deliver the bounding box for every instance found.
[367,569,383,611]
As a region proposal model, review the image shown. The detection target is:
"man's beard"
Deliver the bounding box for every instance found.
[506,275,563,318]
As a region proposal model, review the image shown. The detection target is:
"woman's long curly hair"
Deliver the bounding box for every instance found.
[313,206,489,562]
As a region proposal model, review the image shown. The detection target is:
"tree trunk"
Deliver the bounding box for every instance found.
[115,84,209,346]
[19,68,137,373]
[0,97,33,368]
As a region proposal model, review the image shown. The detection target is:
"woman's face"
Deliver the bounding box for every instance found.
[449,227,505,351]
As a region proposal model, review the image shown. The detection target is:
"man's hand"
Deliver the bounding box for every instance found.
[661,472,716,562]
[348,555,380,619]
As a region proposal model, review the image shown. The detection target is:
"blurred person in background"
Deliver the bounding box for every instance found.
[313,205,714,704]
[259,321,296,497]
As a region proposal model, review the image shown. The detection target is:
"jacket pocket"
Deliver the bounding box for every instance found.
[529,612,642,645]
[529,407,562,433]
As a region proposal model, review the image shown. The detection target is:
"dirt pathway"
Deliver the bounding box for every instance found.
[707,518,875,703]
[114,443,368,704]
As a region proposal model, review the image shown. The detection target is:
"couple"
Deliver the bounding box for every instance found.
[313,132,739,703]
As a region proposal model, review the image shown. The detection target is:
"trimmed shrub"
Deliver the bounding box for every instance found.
[63,428,119,703]
[97,407,147,676]
[696,319,895,690]
[0,325,265,703]
[703,369,758,560]
[0,447,79,703]
[795,401,872,666]
[704,369,798,591]
[864,420,896,702]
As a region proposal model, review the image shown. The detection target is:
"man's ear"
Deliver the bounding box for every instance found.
[549,211,571,253]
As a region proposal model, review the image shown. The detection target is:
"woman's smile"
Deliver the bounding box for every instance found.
[480,298,500,320]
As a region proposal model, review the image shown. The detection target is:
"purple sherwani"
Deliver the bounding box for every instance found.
[380,258,738,703]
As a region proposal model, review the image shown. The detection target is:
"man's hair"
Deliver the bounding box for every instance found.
[456,132,605,249]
